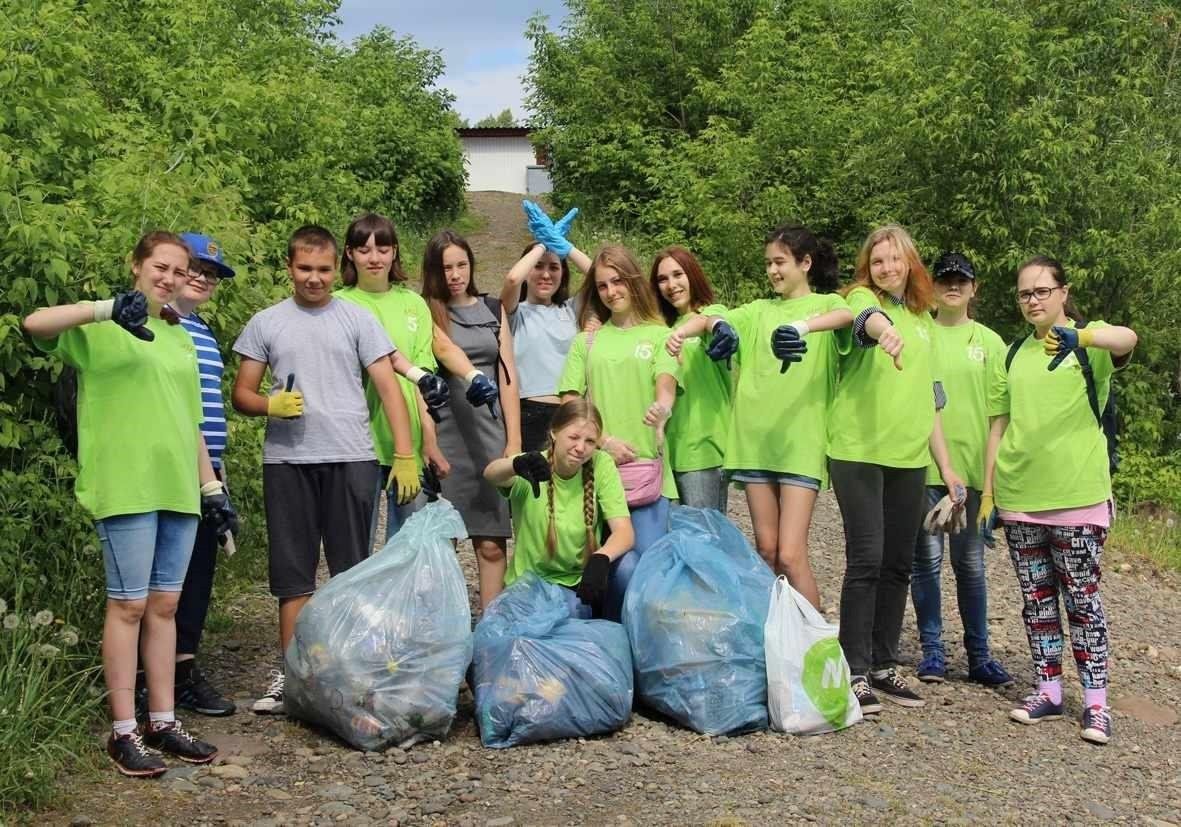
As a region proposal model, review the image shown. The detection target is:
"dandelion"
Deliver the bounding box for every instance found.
[60,628,79,647]
[33,609,54,627]
[36,644,60,659]
[3,614,19,631]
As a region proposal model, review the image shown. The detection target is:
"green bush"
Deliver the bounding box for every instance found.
[528,0,1181,505]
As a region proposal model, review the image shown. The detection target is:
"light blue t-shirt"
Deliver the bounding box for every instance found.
[509,299,579,398]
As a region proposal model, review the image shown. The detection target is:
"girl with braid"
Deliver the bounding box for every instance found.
[484,399,636,621]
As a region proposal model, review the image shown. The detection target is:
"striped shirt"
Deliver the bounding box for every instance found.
[179,312,227,468]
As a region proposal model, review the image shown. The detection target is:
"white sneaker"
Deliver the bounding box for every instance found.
[252,669,285,714]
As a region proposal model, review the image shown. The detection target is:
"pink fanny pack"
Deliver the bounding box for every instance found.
[618,457,664,508]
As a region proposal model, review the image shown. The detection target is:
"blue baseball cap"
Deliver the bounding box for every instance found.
[180,232,235,279]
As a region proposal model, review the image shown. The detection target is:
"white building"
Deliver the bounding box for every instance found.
[458,127,552,194]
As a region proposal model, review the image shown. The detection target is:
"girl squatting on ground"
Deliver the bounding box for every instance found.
[984,256,1136,745]
[910,251,1013,688]
[827,224,965,715]
[23,231,230,776]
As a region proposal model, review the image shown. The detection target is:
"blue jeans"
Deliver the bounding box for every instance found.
[95,511,200,600]
[369,465,424,549]
[910,486,991,665]
[600,496,670,622]
[674,468,728,511]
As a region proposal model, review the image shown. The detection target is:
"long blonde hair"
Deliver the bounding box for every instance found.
[844,224,934,314]
[544,399,604,559]
[575,245,665,330]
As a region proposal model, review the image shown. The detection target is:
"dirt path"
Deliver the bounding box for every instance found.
[45,194,1181,825]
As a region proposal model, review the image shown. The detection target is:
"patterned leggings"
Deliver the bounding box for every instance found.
[1004,522,1109,689]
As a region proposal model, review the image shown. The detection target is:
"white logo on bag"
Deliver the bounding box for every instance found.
[822,658,845,689]
[635,342,654,360]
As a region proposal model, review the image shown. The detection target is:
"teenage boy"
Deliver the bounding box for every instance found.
[166,231,240,715]
[232,225,419,714]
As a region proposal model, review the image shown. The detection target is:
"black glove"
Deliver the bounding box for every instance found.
[576,553,612,609]
[421,461,443,502]
[200,481,239,537]
[416,371,450,411]
[466,373,499,419]
[511,451,552,498]
[705,321,739,368]
[111,291,154,341]
[770,325,808,373]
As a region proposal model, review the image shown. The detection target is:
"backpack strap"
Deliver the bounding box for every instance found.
[1004,334,1027,372]
[1072,321,1103,428]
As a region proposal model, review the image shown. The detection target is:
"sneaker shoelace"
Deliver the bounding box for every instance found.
[880,669,907,690]
[852,681,873,699]
[1020,693,1052,712]
[1086,706,1111,730]
[125,731,162,757]
[264,669,285,698]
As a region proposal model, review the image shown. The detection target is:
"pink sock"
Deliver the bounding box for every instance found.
[1083,687,1107,709]
[1039,680,1063,705]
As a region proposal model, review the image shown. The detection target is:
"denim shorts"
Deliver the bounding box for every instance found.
[95,511,199,601]
[729,469,821,491]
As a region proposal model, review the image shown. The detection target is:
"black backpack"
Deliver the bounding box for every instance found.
[1004,321,1119,475]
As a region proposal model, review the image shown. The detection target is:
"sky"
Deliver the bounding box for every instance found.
[334,1,569,123]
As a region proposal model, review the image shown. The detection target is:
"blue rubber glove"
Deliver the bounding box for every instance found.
[771,325,808,373]
[93,291,154,341]
[705,321,739,368]
[1045,325,1093,371]
[553,207,579,238]
[466,373,499,419]
[522,200,554,240]
[538,225,572,258]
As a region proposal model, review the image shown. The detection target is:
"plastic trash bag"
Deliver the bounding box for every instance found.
[284,499,473,750]
[765,576,862,734]
[473,573,633,748]
[623,506,775,735]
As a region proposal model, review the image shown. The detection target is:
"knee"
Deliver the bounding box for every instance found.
[476,541,506,564]
[145,592,180,620]
[776,541,808,574]
[108,599,147,624]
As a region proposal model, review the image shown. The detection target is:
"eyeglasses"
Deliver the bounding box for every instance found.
[1015,286,1063,304]
[187,265,222,284]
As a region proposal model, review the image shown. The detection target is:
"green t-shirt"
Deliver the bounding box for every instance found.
[666,304,732,472]
[924,321,1007,490]
[335,285,437,467]
[35,315,202,519]
[993,321,1115,511]
[502,450,629,587]
[723,293,849,485]
[557,321,681,500]
[827,287,937,469]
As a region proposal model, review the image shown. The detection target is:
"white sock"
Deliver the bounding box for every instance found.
[148,710,175,729]
[870,668,891,680]
[112,718,138,737]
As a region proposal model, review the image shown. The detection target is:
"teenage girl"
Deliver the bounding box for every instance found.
[484,398,635,619]
[558,245,679,567]
[911,251,1013,688]
[827,224,964,715]
[669,224,851,608]
[336,212,492,543]
[23,231,222,777]
[983,255,1136,745]
[651,246,732,511]
[421,230,521,607]
[500,205,594,452]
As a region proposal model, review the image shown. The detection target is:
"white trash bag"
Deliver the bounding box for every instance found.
[764,576,862,735]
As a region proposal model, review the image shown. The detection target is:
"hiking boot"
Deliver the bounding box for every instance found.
[144,719,218,764]
[869,668,926,708]
[968,659,1015,688]
[916,650,947,683]
[1081,705,1112,745]
[107,730,166,778]
[851,677,882,715]
[176,664,236,717]
[252,669,285,714]
[1009,693,1064,724]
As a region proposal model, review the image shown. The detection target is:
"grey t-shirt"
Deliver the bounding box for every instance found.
[509,299,579,398]
[233,297,396,463]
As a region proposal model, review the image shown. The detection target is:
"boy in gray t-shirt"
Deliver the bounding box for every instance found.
[231,225,420,715]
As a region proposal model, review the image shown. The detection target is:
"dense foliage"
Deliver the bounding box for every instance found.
[1,0,464,807]
[528,0,1181,506]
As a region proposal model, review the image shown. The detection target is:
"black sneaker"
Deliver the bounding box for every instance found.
[252,669,285,714]
[176,665,236,717]
[851,677,882,715]
[144,720,218,764]
[869,668,926,708]
[107,731,167,778]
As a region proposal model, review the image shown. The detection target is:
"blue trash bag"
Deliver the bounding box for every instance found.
[623,506,776,735]
[473,573,633,748]
[284,499,473,750]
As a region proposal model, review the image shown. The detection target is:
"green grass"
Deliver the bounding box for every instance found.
[1108,511,1181,572]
